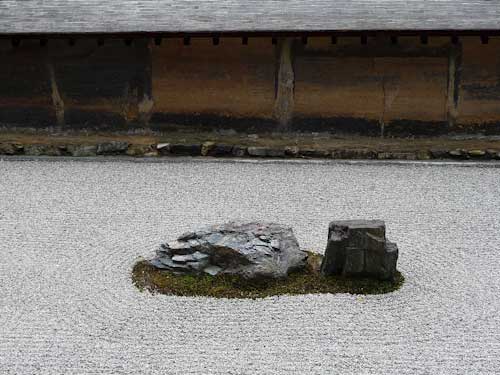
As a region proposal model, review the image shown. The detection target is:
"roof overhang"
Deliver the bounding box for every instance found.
[1,0,500,36]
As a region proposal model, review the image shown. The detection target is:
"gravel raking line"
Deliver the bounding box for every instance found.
[0,157,499,374]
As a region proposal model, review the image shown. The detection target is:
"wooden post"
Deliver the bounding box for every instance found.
[274,38,295,130]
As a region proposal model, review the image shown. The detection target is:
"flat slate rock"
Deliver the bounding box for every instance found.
[149,221,308,279]
[96,141,129,155]
[171,254,196,263]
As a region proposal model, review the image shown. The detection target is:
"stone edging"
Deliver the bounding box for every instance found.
[1,141,500,160]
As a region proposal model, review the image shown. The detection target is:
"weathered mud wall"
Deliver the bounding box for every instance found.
[293,36,450,135]
[0,39,56,126]
[459,38,500,133]
[151,37,276,131]
[0,38,151,129]
[1,35,500,135]
[50,39,152,128]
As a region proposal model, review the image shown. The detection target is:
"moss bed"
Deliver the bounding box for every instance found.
[132,252,404,299]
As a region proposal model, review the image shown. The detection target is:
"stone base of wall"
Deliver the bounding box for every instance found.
[1,130,500,161]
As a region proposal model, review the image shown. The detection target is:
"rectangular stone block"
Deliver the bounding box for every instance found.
[321,220,398,281]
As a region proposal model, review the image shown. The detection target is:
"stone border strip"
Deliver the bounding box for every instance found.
[1,141,499,161]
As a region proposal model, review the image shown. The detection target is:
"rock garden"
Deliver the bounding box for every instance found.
[132,220,403,298]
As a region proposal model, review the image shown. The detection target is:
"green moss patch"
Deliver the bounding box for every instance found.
[132,252,404,299]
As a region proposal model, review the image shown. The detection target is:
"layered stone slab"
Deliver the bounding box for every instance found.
[149,222,308,279]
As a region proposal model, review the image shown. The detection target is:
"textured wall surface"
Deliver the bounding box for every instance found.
[1,0,500,33]
[0,40,56,126]
[0,39,152,129]
[293,36,451,134]
[49,39,152,127]
[2,35,500,134]
[459,38,500,127]
[294,37,448,121]
[152,38,276,128]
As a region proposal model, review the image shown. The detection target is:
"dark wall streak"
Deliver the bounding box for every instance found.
[150,113,277,133]
[291,117,381,135]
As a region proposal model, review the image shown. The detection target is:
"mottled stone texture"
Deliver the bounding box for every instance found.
[320,220,398,280]
[150,222,308,279]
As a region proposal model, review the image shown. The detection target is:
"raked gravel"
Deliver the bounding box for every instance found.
[0,157,499,374]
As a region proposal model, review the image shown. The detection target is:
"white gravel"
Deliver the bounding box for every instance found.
[0,157,499,374]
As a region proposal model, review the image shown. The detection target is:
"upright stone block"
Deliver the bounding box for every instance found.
[320,220,398,281]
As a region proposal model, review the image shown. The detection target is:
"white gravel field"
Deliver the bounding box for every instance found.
[0,157,499,374]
